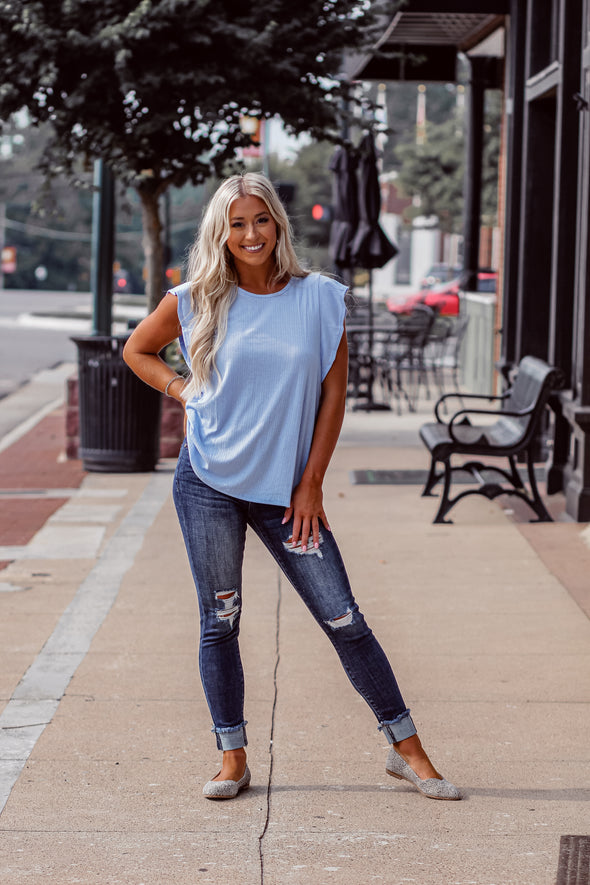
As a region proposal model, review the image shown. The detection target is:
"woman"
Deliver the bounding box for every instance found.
[123,172,460,802]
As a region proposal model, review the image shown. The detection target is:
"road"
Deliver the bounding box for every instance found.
[0,289,145,399]
[0,286,415,402]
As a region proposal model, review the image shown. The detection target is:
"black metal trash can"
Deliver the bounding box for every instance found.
[72,335,161,472]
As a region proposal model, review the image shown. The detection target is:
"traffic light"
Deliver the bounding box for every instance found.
[308,203,332,246]
[311,204,332,222]
[113,268,130,293]
[166,266,182,286]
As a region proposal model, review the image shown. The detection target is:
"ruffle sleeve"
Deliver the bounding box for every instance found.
[318,274,348,380]
[169,282,193,364]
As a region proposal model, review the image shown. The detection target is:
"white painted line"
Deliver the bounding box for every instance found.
[0,471,171,813]
[0,315,131,335]
[17,315,90,332]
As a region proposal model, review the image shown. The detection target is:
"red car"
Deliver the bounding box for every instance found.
[387,271,497,317]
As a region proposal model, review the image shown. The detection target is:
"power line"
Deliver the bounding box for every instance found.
[3,216,198,242]
[4,217,92,242]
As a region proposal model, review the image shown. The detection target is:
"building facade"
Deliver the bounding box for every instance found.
[349,0,590,520]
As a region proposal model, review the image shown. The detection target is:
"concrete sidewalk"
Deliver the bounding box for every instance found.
[0,372,589,885]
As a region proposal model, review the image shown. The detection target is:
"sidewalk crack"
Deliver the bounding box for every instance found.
[258,568,282,885]
[0,723,50,730]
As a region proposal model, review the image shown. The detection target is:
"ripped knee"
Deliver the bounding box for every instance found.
[215,589,241,627]
[324,608,354,629]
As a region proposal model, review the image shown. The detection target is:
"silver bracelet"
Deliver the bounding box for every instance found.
[164,375,183,397]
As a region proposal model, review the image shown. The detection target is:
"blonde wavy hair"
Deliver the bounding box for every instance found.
[183,172,308,397]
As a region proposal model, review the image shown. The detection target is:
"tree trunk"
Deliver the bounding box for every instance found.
[139,185,165,315]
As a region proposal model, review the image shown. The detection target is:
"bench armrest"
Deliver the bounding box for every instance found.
[434,391,509,424]
[447,404,538,443]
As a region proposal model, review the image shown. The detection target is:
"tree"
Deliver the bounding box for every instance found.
[393,90,501,235]
[380,81,459,172]
[0,0,389,312]
[394,118,466,234]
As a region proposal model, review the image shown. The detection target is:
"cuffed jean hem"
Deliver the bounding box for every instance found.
[378,710,416,744]
[213,722,248,751]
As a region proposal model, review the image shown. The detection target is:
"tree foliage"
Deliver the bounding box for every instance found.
[393,90,501,235]
[394,118,465,234]
[0,0,388,310]
[380,81,459,171]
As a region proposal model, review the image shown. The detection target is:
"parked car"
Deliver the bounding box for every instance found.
[419,262,462,289]
[387,270,497,316]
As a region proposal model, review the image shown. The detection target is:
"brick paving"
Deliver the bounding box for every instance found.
[0,406,85,569]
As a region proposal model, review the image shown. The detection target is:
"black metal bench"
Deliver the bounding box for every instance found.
[419,356,564,524]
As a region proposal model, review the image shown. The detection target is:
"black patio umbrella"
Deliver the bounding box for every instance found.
[350,132,398,410]
[328,145,358,277]
[350,132,398,273]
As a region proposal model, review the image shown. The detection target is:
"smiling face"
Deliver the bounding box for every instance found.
[226,194,278,281]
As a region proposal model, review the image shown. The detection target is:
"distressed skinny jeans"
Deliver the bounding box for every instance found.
[173,443,416,751]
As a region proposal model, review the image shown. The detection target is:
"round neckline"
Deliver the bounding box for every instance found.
[237,278,292,298]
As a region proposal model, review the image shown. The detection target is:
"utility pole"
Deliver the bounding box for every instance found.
[262,119,271,178]
[90,160,115,336]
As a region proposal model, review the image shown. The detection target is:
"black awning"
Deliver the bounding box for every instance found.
[354,44,459,82]
[346,6,507,82]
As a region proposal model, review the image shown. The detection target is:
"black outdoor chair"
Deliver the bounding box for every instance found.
[346,310,398,408]
[422,315,454,400]
[423,314,470,408]
[383,304,437,411]
[443,314,470,397]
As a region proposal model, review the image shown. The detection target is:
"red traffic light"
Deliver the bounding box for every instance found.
[312,204,326,221]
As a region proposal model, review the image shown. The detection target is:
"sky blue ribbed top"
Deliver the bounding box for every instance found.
[171,273,347,506]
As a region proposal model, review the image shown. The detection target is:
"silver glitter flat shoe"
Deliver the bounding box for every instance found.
[202,764,251,799]
[386,748,461,800]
